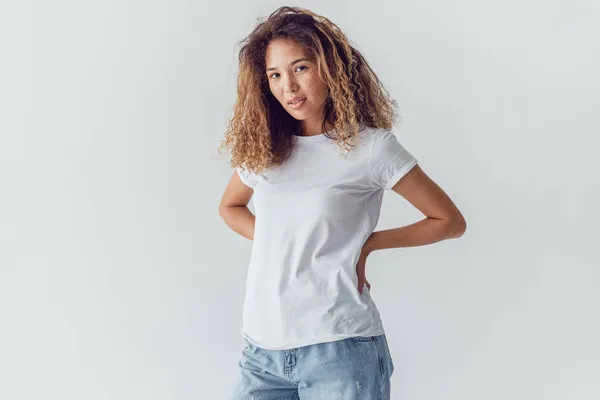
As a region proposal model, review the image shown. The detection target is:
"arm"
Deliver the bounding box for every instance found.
[218,171,256,240]
[363,164,467,255]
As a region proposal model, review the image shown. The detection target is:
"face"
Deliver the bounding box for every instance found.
[265,38,329,129]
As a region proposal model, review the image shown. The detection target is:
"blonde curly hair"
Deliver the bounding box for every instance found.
[217,6,400,174]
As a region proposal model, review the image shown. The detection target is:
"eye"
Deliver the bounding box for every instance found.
[269,72,280,79]
[296,65,307,72]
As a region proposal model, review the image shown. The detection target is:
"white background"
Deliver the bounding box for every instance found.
[1,1,599,399]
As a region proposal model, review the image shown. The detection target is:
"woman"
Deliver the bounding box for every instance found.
[218,6,466,399]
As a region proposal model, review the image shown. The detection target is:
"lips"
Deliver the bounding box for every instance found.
[288,97,307,109]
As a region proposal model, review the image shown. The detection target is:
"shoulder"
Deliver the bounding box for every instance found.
[355,125,388,147]
[236,165,263,189]
[364,127,407,153]
[360,126,400,141]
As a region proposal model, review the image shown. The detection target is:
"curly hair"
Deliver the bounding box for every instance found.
[217,6,400,174]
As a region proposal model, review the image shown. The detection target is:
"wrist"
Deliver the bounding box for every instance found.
[362,236,376,256]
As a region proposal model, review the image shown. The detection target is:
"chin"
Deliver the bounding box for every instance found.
[288,111,308,120]
[289,106,315,118]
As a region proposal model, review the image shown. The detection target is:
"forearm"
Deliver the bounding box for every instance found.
[219,205,255,240]
[364,217,463,254]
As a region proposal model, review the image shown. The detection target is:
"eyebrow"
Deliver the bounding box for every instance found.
[266,58,310,72]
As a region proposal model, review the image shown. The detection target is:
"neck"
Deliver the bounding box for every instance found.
[300,119,335,136]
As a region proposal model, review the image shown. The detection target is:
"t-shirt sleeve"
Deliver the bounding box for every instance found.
[370,129,418,190]
[236,166,259,189]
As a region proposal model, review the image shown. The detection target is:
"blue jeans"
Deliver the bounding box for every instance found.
[230,334,395,399]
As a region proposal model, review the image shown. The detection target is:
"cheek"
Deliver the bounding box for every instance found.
[269,83,284,102]
[306,78,328,103]
[308,73,327,92]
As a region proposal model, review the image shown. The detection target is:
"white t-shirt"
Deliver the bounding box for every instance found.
[236,126,418,350]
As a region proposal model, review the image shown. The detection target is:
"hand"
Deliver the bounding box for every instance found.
[356,249,371,294]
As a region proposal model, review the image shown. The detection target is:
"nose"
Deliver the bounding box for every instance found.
[283,75,298,94]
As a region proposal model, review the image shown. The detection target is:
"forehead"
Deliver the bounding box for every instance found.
[265,38,309,65]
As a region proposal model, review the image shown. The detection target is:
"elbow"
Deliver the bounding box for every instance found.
[218,204,229,219]
[449,215,467,238]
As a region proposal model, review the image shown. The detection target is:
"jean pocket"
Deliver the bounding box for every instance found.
[380,335,395,375]
[351,335,375,342]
